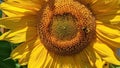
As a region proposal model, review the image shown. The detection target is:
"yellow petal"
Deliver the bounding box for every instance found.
[0,15,38,29]
[28,45,93,68]
[50,55,74,68]
[91,0,120,15]
[51,47,94,68]
[28,45,49,68]
[95,52,106,68]
[96,21,120,48]
[78,0,120,25]
[96,15,120,27]
[1,0,46,13]
[11,36,40,65]
[54,56,76,68]
[0,16,24,29]
[84,45,96,67]
[42,53,54,68]
[5,0,42,11]
[0,27,37,43]
[73,51,93,68]
[85,44,109,68]
[93,39,120,65]
[0,3,36,17]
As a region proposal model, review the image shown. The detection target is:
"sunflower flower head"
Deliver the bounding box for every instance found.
[0,0,120,68]
[39,1,96,55]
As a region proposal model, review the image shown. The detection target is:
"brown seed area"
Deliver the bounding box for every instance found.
[38,1,96,55]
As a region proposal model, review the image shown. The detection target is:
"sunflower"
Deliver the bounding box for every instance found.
[0,0,120,68]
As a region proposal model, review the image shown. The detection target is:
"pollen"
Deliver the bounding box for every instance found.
[51,13,78,41]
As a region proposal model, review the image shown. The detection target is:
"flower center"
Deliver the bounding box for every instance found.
[51,13,77,41]
[38,1,96,55]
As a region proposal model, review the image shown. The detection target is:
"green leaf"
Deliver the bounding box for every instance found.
[0,41,11,59]
[110,64,120,68]
[0,40,22,68]
[0,40,16,68]
[0,58,16,68]
[0,39,20,59]
[15,63,21,68]
[0,10,2,18]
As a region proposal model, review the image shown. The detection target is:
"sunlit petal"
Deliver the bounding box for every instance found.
[11,37,40,65]
[93,39,120,65]
[0,15,38,29]
[0,27,37,43]
[96,21,120,48]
